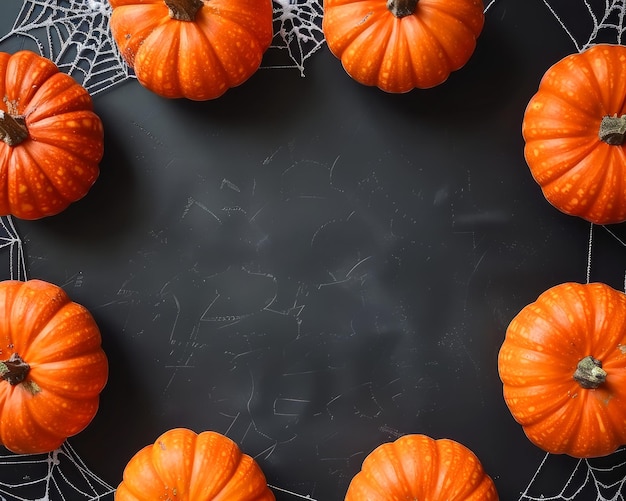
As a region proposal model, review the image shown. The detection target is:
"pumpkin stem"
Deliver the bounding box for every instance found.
[0,110,29,147]
[387,0,419,18]
[573,355,607,389]
[599,114,626,145]
[164,0,203,21]
[0,353,31,386]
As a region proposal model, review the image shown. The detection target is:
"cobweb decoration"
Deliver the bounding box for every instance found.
[0,442,115,501]
[516,226,626,501]
[0,0,325,96]
[542,0,626,51]
[265,0,325,76]
[0,216,27,282]
[0,0,131,96]
[517,2,626,499]
[519,448,626,500]
[265,0,501,75]
[0,219,113,499]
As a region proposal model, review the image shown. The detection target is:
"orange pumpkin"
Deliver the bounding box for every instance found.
[0,279,108,454]
[498,282,626,458]
[344,434,498,500]
[522,44,626,224]
[0,50,104,220]
[115,428,276,500]
[322,0,484,92]
[108,0,274,100]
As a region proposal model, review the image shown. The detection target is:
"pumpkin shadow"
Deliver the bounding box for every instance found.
[170,60,317,133]
[348,21,525,127]
[21,103,141,248]
[67,311,163,488]
[361,1,577,130]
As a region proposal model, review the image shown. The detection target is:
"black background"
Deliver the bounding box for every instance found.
[2,0,626,500]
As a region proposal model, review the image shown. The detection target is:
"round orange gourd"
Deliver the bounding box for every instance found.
[322,0,484,92]
[344,434,498,500]
[522,44,626,224]
[115,428,276,500]
[0,50,104,220]
[498,282,626,458]
[0,279,108,454]
[108,0,274,100]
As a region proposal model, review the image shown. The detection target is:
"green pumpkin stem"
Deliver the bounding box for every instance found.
[0,110,29,147]
[164,0,203,21]
[599,114,626,145]
[387,0,419,18]
[573,355,607,389]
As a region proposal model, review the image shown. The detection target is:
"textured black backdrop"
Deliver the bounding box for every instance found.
[2,1,626,500]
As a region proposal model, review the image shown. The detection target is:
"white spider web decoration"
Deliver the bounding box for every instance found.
[516,223,626,501]
[0,0,324,96]
[516,2,626,500]
[520,447,626,501]
[543,0,626,51]
[0,0,131,96]
[265,0,325,76]
[0,217,27,282]
[0,442,115,501]
[0,217,113,501]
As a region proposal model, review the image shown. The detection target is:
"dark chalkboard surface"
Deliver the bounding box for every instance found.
[1,1,626,500]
